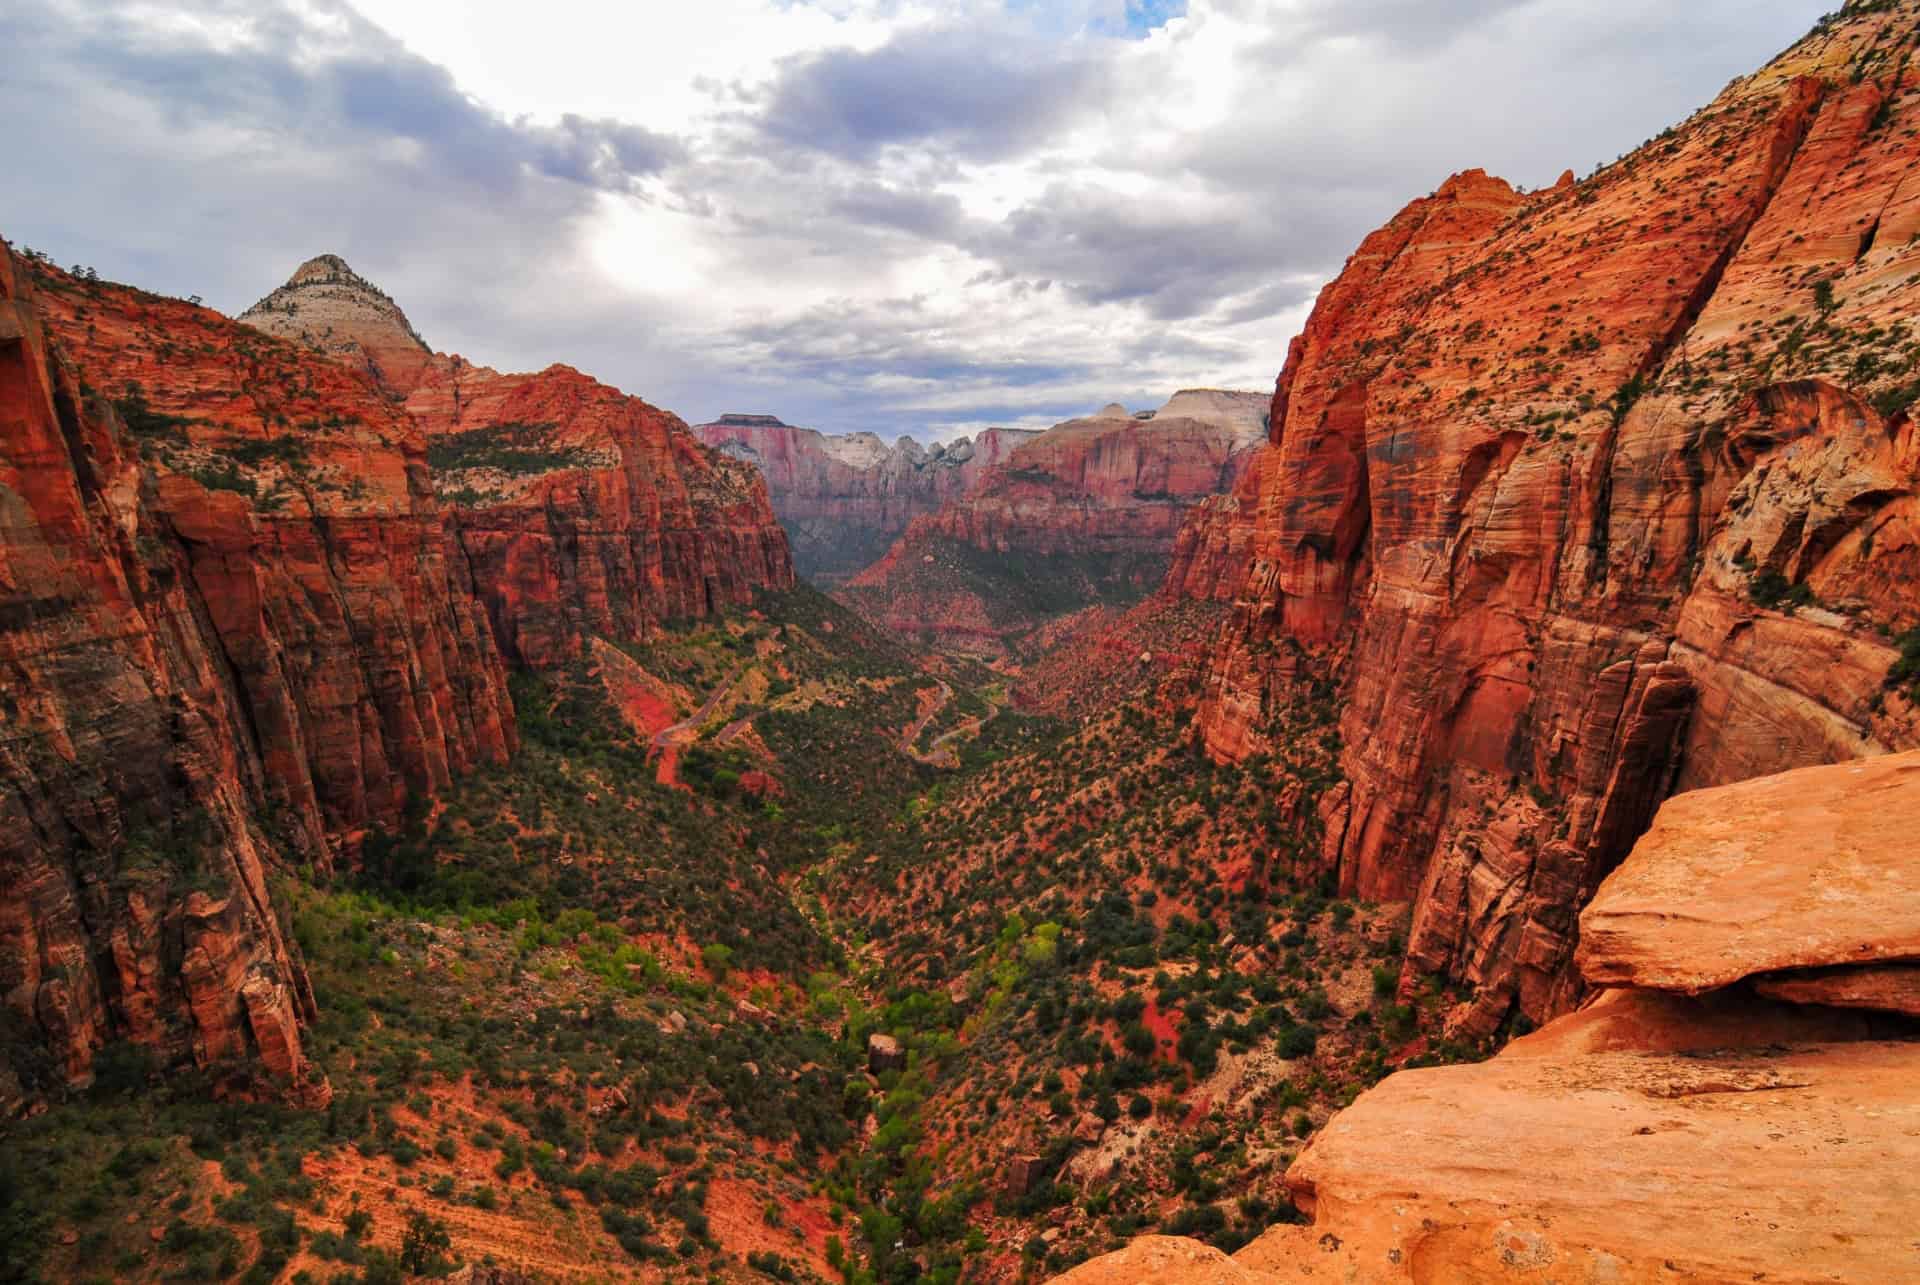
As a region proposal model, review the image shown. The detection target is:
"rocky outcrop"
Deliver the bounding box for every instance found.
[1577,751,1920,992]
[243,260,794,667]
[1055,753,1920,1283]
[403,364,793,668]
[238,254,435,394]
[1191,2,1920,1033]
[840,392,1267,652]
[692,414,1037,585]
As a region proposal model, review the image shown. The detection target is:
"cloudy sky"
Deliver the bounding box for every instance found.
[4,0,1822,440]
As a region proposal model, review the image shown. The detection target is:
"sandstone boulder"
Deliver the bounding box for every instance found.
[1278,1040,1920,1282]
[1754,962,1920,1017]
[1578,752,1920,992]
[1048,1234,1276,1284]
[1500,985,1874,1058]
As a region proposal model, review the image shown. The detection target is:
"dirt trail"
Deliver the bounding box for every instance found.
[652,665,745,787]
[903,682,1005,769]
[899,681,953,756]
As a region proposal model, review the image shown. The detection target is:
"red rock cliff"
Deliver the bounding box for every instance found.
[243,262,795,668]
[693,416,1037,584]
[0,241,522,1108]
[402,360,794,668]
[1192,3,1920,1035]
[841,393,1268,650]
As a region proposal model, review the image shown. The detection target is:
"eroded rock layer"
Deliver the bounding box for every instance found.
[693,415,1038,584]
[1,243,527,1107]
[841,392,1268,651]
[1193,3,1920,1033]
[242,260,795,667]
[403,363,794,668]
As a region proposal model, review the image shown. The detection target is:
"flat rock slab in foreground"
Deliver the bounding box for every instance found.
[1281,1040,1920,1283]
[1577,751,1920,992]
[1049,1235,1275,1284]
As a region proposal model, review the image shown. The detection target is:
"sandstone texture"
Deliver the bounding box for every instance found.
[1755,963,1920,1016]
[403,362,793,668]
[1049,1235,1275,1285]
[2,243,791,1107]
[692,414,1038,584]
[1192,2,1920,1033]
[238,254,436,393]
[1578,750,1920,992]
[0,245,459,1107]
[1274,1040,1920,1283]
[842,390,1267,651]
[242,260,794,666]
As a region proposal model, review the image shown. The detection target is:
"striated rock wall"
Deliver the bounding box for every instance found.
[28,259,518,854]
[241,261,795,668]
[899,394,1267,559]
[0,243,522,1107]
[404,363,794,669]
[0,242,791,1107]
[693,415,1038,584]
[1191,3,1920,1034]
[841,393,1268,650]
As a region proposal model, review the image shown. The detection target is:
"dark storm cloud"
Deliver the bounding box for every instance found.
[970,183,1305,321]
[1268,0,1537,51]
[0,0,692,406]
[731,298,1095,390]
[751,21,1107,161]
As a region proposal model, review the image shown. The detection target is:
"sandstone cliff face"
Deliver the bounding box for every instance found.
[29,259,518,853]
[693,415,1038,584]
[1192,2,1920,1035]
[2,243,522,1108]
[402,362,793,668]
[242,262,794,668]
[841,392,1267,651]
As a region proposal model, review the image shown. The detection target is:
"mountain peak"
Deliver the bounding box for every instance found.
[287,253,363,286]
[239,253,434,391]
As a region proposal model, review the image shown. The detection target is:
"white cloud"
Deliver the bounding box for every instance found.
[1,0,1826,439]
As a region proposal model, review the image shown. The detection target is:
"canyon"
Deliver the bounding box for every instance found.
[692,414,1039,585]
[0,244,792,1112]
[838,390,1269,652]
[5,2,1920,1282]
